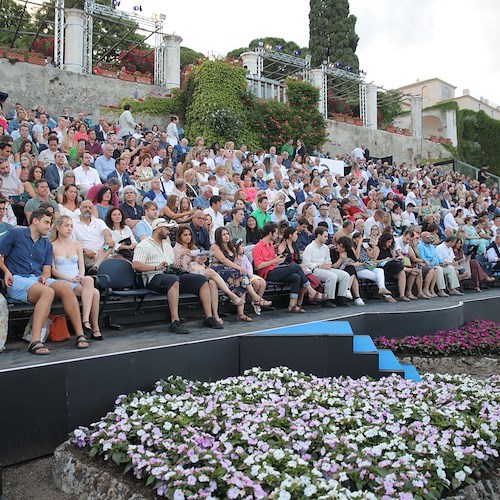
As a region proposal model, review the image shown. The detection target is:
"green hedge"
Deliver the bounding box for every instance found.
[115,92,181,115]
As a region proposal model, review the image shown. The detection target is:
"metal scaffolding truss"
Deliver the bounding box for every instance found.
[82,0,165,85]
[54,0,65,69]
[255,45,311,82]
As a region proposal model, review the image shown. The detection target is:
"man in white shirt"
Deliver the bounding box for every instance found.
[159,168,175,197]
[166,116,179,146]
[435,236,463,295]
[401,203,417,228]
[118,104,136,140]
[302,227,353,306]
[38,136,65,169]
[73,152,101,193]
[363,209,385,238]
[351,145,365,160]
[203,196,224,231]
[71,199,114,271]
[313,203,335,234]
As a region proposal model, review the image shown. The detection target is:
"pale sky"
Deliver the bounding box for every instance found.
[121,0,500,107]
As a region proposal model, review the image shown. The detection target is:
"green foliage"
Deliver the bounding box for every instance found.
[377,90,404,126]
[248,38,309,57]
[180,46,205,70]
[0,0,36,49]
[183,61,255,146]
[226,47,248,59]
[111,92,181,115]
[309,0,359,69]
[247,79,326,150]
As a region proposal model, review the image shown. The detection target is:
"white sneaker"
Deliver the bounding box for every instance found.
[345,290,353,300]
[354,297,365,306]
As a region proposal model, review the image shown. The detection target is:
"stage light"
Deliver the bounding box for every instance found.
[277,45,283,51]
[334,62,341,68]
[294,49,301,56]
[133,5,142,12]
[265,44,272,50]
[112,0,120,7]
[346,65,351,72]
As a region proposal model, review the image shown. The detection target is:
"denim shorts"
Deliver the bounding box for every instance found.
[8,275,55,303]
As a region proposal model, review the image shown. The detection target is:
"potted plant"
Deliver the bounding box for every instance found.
[354,117,363,126]
[135,72,152,84]
[385,126,396,133]
[403,128,411,136]
[5,48,25,62]
[345,116,355,125]
[118,67,135,82]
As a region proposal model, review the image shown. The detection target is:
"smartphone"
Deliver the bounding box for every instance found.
[103,244,111,251]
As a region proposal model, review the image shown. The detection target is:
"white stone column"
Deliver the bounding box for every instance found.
[241,51,259,76]
[64,9,85,74]
[366,84,378,129]
[163,34,182,90]
[445,109,458,147]
[411,95,423,139]
[309,68,325,116]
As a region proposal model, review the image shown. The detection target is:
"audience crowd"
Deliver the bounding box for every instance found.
[0,100,499,355]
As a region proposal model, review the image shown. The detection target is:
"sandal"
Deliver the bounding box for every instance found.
[82,321,93,337]
[398,296,411,302]
[91,331,104,341]
[237,314,253,322]
[383,295,397,303]
[252,298,272,308]
[76,335,90,349]
[28,341,50,355]
[309,291,327,302]
[288,304,306,313]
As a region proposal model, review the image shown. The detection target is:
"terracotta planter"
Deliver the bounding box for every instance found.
[386,126,396,133]
[395,129,403,135]
[101,70,117,78]
[5,51,25,62]
[345,117,355,124]
[403,129,411,136]
[119,73,135,82]
[136,75,152,84]
[27,54,45,65]
[354,118,363,126]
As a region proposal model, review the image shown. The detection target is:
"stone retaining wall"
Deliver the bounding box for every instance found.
[399,356,499,377]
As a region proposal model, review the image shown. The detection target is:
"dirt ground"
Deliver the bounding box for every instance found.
[2,455,76,500]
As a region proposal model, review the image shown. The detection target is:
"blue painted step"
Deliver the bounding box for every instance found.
[400,363,422,382]
[353,335,377,353]
[378,349,404,372]
[253,320,353,336]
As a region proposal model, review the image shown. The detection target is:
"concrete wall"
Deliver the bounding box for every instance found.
[324,120,450,163]
[0,58,164,121]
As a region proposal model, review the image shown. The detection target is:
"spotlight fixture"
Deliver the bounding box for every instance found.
[334,62,341,68]
[346,65,351,72]
[133,5,142,12]
[294,49,301,56]
[277,44,283,51]
[265,44,272,50]
[112,0,120,7]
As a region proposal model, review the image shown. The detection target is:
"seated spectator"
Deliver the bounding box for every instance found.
[119,185,143,230]
[24,179,60,221]
[173,225,243,324]
[401,203,417,228]
[95,144,115,182]
[38,136,63,169]
[135,201,159,241]
[314,203,334,234]
[242,176,258,203]
[250,196,271,229]
[187,210,209,250]
[270,200,288,224]
[132,218,222,333]
[0,155,24,200]
[71,199,114,272]
[54,170,77,203]
[51,215,101,340]
[204,195,225,232]
[453,237,493,292]
[12,123,38,159]
[86,177,120,207]
[435,236,464,296]
[107,157,133,191]
[85,129,103,160]
[135,153,155,192]
[73,152,101,194]
[22,164,43,200]
[210,227,266,322]
[303,228,354,307]
[0,196,14,239]
[45,151,70,191]
[225,207,247,244]
[245,215,262,245]
[104,207,137,261]
[14,140,37,167]
[92,185,113,220]
[192,185,213,210]
[158,167,175,197]
[253,222,322,313]
[58,183,81,219]
[0,209,89,355]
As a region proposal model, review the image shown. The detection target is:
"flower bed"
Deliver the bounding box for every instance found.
[374,320,500,357]
[73,368,499,499]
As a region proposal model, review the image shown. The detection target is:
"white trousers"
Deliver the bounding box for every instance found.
[355,267,386,289]
[313,268,350,299]
[435,265,459,290]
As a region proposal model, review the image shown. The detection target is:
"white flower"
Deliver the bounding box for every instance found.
[277,491,291,500]
[455,470,466,482]
[304,484,317,496]
[273,449,285,460]
[173,490,185,500]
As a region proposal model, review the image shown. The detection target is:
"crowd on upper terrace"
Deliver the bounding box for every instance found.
[0,100,499,355]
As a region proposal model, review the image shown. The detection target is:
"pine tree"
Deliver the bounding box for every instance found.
[309,0,359,70]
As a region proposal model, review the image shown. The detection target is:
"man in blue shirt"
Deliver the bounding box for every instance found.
[0,208,89,354]
[94,144,116,182]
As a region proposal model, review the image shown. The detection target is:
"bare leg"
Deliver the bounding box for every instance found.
[405,271,416,297]
[73,276,95,324]
[27,283,55,349]
[350,277,360,299]
[397,271,406,298]
[167,281,180,322]
[423,270,434,296]
[208,280,222,323]
[415,272,424,295]
[204,268,243,305]
[252,278,266,298]
[94,247,114,268]
[198,281,213,319]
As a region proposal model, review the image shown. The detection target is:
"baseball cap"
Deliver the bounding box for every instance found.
[151,218,177,230]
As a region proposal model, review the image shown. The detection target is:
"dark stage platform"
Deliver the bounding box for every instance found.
[1,289,499,466]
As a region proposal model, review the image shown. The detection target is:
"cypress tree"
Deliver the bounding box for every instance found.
[309,0,359,70]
